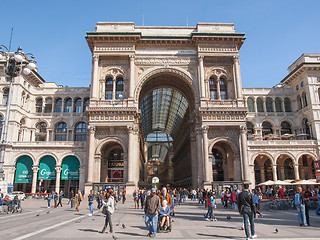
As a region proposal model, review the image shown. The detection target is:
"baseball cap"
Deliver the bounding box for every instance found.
[151,188,156,193]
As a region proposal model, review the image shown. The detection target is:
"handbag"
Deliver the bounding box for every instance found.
[102,206,107,215]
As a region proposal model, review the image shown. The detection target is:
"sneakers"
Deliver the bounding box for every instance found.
[251,235,257,239]
[205,218,210,221]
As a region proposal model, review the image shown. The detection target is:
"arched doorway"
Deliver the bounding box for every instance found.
[137,71,195,187]
[60,156,80,194]
[37,155,56,193]
[14,156,33,193]
[101,142,124,183]
[210,142,236,182]
[253,155,273,187]
[276,154,294,180]
[298,154,315,180]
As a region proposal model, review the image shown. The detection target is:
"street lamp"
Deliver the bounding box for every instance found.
[0,45,37,181]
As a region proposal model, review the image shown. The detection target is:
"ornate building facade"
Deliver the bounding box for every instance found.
[0,22,319,195]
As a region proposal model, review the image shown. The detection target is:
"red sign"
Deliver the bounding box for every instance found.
[314,161,320,170]
[40,178,43,183]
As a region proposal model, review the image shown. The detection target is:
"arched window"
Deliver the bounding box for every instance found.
[246,122,254,140]
[105,78,113,100]
[257,97,264,112]
[64,98,72,113]
[262,121,273,137]
[247,98,255,112]
[284,158,295,179]
[284,97,292,112]
[44,98,53,113]
[55,122,67,141]
[266,97,273,112]
[275,97,283,112]
[209,78,217,100]
[281,121,292,135]
[74,98,82,113]
[297,95,302,110]
[116,77,124,99]
[74,122,87,141]
[264,159,273,180]
[83,98,89,112]
[54,98,62,112]
[35,98,43,113]
[35,122,47,141]
[0,115,3,141]
[212,148,224,181]
[220,79,227,100]
[3,88,9,105]
[301,92,307,108]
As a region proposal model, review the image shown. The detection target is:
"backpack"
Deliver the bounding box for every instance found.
[294,193,301,205]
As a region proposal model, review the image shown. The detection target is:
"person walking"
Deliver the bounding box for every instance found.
[237,184,257,240]
[140,189,146,209]
[47,193,52,208]
[145,188,161,238]
[75,190,83,212]
[57,191,63,207]
[100,190,115,234]
[294,186,307,227]
[88,189,94,216]
[304,188,312,226]
[122,188,126,204]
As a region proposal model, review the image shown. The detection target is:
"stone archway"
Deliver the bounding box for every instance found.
[137,68,197,188]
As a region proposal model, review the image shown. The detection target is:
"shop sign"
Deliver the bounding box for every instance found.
[108,161,124,168]
[61,156,80,180]
[15,156,33,183]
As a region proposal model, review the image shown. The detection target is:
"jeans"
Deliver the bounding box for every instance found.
[231,201,236,209]
[296,204,307,226]
[205,206,212,219]
[243,212,255,238]
[145,213,158,235]
[192,195,196,201]
[89,201,93,214]
[316,204,320,215]
[102,211,113,233]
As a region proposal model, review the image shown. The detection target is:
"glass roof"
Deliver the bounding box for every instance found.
[140,88,188,162]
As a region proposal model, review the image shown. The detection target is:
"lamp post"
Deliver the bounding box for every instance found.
[0,45,37,182]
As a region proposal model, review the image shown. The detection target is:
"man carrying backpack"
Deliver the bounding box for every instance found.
[294,187,307,227]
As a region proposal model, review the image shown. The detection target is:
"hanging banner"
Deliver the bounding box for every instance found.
[15,156,33,183]
[38,156,56,180]
[61,156,80,180]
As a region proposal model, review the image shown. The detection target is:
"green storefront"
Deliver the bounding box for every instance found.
[38,156,56,193]
[61,156,80,194]
[14,156,33,192]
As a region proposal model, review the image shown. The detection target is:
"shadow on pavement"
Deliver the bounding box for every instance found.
[78,228,100,233]
[197,233,240,239]
[118,231,147,237]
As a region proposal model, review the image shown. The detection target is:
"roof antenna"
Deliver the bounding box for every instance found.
[9,28,13,51]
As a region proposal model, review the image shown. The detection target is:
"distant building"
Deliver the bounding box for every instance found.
[0,22,319,195]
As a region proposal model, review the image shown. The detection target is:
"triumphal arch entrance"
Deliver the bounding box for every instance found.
[84,22,248,194]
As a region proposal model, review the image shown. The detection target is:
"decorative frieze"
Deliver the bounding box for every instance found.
[135,58,197,66]
[200,108,247,121]
[95,45,135,52]
[198,46,237,53]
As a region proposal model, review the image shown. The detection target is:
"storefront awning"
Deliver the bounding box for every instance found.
[15,156,33,183]
[61,156,79,180]
[38,156,56,180]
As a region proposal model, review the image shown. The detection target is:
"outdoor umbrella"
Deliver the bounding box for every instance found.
[257,180,274,186]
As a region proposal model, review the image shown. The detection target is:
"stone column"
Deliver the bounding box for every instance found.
[233,55,243,99]
[202,126,212,187]
[79,166,85,192]
[272,164,278,181]
[91,55,99,99]
[87,126,96,183]
[190,132,198,188]
[55,166,61,193]
[31,166,39,193]
[100,79,106,99]
[260,168,266,183]
[167,150,174,184]
[198,56,206,99]
[216,80,221,100]
[280,167,285,180]
[196,127,204,187]
[294,163,300,180]
[129,55,135,98]
[240,126,250,183]
[126,125,139,194]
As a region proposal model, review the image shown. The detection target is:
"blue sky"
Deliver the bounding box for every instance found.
[1,0,320,88]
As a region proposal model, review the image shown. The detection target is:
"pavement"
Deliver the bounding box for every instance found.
[0,197,320,239]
